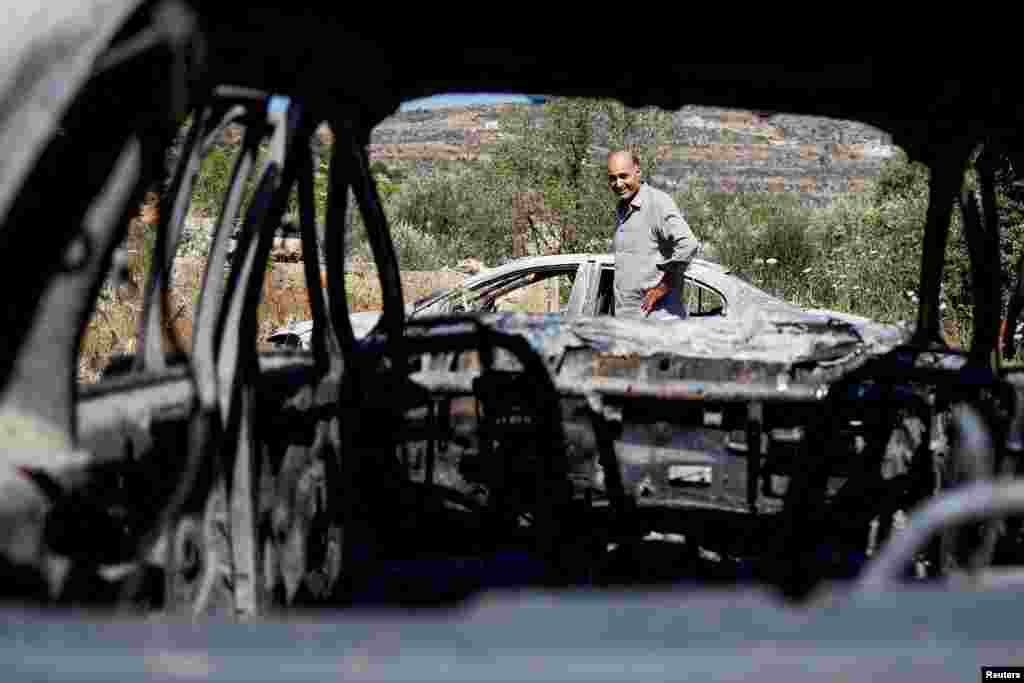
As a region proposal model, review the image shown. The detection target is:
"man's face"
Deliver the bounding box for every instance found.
[607,154,642,202]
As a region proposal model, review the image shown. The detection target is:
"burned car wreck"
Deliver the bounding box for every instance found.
[267,253,907,348]
[5,4,1024,676]
[265,251,918,591]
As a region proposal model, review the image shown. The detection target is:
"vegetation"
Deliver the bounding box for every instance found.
[80,97,1024,381]
[378,99,1019,347]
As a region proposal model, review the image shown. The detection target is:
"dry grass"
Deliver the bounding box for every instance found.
[79,196,153,383]
[80,294,142,383]
[78,195,508,383]
[79,258,202,383]
[80,253,468,382]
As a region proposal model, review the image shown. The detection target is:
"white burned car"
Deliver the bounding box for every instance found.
[268,253,906,358]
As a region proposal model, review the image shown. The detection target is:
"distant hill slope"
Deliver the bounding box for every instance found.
[369,104,898,207]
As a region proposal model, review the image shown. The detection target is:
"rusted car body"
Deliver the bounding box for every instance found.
[3,3,1024,642]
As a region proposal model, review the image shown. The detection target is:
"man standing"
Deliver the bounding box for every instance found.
[607,150,699,319]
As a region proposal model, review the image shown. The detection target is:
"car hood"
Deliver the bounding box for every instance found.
[275,303,909,370]
[477,307,909,368]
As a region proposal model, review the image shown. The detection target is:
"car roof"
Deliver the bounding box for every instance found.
[419,254,780,315]
[455,254,727,288]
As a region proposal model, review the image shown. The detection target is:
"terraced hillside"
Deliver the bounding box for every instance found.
[369,103,898,206]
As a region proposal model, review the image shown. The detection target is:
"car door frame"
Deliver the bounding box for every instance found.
[424,262,590,317]
[585,261,730,317]
[563,260,595,318]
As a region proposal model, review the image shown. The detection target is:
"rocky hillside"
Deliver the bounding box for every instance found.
[370,104,898,207]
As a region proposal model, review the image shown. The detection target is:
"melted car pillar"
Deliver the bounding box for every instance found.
[144,88,309,617]
[159,93,268,617]
[130,98,246,617]
[346,131,405,347]
[296,129,340,372]
[961,143,1004,370]
[213,96,304,617]
[321,122,376,590]
[0,140,144,597]
[253,115,347,608]
[912,144,971,348]
[135,103,241,372]
[1004,258,1024,359]
[0,6,194,594]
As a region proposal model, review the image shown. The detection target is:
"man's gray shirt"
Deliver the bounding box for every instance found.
[612,182,700,318]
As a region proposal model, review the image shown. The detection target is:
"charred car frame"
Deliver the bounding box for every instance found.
[4,4,1024,634]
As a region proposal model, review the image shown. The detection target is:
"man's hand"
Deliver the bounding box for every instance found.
[641,280,671,315]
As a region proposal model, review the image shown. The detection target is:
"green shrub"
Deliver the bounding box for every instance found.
[192,143,239,219]
[677,183,817,303]
[388,164,513,266]
[387,220,445,271]
[674,153,979,337]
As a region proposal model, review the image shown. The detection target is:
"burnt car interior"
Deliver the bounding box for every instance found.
[4,2,1024,678]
